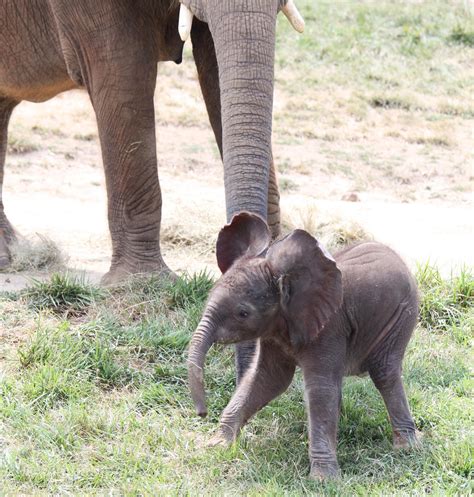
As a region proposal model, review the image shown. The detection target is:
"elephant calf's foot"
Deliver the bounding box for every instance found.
[310,461,341,481]
[207,425,237,448]
[101,257,175,287]
[393,429,423,450]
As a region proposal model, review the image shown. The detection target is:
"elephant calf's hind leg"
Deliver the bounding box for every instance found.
[369,367,420,449]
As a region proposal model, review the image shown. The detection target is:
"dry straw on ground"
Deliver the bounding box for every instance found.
[7,234,66,272]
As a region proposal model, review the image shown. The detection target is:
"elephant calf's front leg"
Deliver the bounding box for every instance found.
[302,366,343,480]
[212,340,295,445]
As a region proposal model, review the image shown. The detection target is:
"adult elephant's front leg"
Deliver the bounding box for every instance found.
[90,65,171,285]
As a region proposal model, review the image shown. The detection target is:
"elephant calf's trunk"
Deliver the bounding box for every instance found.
[187,319,215,417]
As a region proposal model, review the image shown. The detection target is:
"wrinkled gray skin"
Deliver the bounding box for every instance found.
[0,0,285,282]
[188,212,422,480]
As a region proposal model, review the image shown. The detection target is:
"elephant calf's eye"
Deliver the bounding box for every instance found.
[238,309,249,319]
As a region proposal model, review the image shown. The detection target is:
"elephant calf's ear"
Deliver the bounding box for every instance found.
[216,212,271,273]
[267,230,343,348]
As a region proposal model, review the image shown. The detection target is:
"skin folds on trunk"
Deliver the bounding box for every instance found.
[205,0,278,222]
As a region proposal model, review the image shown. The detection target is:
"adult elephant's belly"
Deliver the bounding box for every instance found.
[0,76,77,103]
[0,42,76,103]
[0,1,77,103]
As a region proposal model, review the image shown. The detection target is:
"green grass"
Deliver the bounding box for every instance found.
[449,25,474,48]
[22,273,103,316]
[0,265,472,495]
[273,0,474,145]
[416,263,473,342]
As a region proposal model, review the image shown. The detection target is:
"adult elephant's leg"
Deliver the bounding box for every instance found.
[235,341,257,385]
[89,63,170,285]
[191,20,281,240]
[0,98,18,268]
[49,1,170,284]
[191,20,223,158]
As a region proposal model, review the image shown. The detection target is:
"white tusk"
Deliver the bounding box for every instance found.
[178,4,194,42]
[281,0,305,33]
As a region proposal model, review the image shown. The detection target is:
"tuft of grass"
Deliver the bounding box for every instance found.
[161,220,217,254]
[17,322,134,409]
[7,135,40,154]
[103,271,214,327]
[73,132,97,141]
[407,135,453,148]
[22,273,102,316]
[279,177,299,192]
[416,263,473,340]
[283,207,371,253]
[448,25,474,47]
[369,96,415,111]
[7,235,65,273]
[322,220,372,252]
[164,271,214,310]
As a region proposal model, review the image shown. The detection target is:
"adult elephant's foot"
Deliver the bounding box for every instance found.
[0,218,17,269]
[100,256,175,287]
[393,429,423,450]
[309,461,341,481]
[0,237,10,268]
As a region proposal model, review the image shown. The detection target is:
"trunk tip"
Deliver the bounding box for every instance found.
[197,409,208,418]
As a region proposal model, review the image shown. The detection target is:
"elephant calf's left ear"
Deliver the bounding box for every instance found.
[216,212,271,273]
[267,230,343,347]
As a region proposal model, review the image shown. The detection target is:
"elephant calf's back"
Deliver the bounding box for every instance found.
[336,242,418,367]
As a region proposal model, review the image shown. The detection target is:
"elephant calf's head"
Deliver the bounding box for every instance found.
[188,212,343,417]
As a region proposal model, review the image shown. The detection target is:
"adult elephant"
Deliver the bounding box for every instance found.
[0,0,304,284]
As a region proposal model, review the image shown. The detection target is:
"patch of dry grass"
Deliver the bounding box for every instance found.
[7,135,40,155]
[8,235,66,273]
[282,204,372,252]
[161,211,221,256]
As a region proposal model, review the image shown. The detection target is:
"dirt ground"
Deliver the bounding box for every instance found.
[1,53,472,291]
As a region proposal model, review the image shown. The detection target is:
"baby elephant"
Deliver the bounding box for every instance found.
[188,212,421,479]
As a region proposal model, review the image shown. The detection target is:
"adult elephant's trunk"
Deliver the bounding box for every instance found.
[187,310,216,417]
[207,0,278,221]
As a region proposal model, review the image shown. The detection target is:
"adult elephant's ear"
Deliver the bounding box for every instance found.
[267,230,343,349]
[216,212,271,273]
